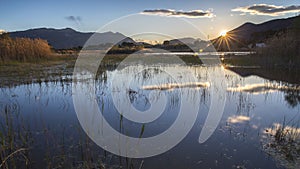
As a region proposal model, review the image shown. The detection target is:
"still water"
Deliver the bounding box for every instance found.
[0,54,299,168]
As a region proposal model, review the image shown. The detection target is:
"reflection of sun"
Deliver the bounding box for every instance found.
[220,30,227,37]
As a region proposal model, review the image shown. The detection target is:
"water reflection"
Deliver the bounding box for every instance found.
[262,122,300,168]
[284,88,300,108]
[142,82,209,90]
[227,83,300,95]
[227,115,250,124]
[0,60,299,168]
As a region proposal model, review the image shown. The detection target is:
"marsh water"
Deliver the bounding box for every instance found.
[0,53,299,168]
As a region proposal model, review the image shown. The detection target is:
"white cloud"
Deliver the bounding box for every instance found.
[232,4,300,16]
[142,9,215,18]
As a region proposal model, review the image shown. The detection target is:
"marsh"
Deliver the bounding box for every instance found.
[0,53,299,168]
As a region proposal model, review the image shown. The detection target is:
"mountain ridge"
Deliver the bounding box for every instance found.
[6,15,300,51]
[211,15,300,51]
[9,27,135,49]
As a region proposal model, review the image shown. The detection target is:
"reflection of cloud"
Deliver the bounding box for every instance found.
[232,4,300,16]
[142,9,214,18]
[227,83,300,95]
[142,82,209,90]
[65,16,82,25]
[227,115,250,124]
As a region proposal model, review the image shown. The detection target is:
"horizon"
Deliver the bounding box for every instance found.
[1,14,299,43]
[1,0,299,39]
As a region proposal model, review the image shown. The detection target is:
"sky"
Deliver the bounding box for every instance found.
[1,0,299,39]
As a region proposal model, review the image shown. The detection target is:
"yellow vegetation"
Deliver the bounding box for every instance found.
[0,33,52,62]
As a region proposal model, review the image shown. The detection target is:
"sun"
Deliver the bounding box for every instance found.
[220,30,227,37]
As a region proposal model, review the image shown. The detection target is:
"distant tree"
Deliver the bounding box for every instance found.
[163,40,170,46]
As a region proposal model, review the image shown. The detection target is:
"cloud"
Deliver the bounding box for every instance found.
[65,16,82,24]
[142,9,214,18]
[232,4,300,16]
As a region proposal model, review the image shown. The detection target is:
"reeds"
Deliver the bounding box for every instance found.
[0,34,52,63]
[263,118,300,168]
[0,103,31,169]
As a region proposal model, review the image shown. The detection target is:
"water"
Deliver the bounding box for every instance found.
[0,54,299,168]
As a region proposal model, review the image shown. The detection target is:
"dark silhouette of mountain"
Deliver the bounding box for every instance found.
[228,15,298,41]
[9,28,135,49]
[212,15,300,51]
[161,37,214,52]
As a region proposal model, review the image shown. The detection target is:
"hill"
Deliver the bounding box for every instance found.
[9,28,135,49]
[212,15,300,51]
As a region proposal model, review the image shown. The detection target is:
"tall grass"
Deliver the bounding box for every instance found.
[0,33,52,63]
[263,118,300,168]
[0,103,31,169]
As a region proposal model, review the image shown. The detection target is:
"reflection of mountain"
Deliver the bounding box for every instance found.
[227,67,300,85]
[10,28,135,49]
[227,67,300,107]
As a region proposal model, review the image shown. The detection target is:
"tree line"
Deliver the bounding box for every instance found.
[0,33,52,62]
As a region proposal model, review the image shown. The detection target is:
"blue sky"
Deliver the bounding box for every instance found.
[1,0,299,39]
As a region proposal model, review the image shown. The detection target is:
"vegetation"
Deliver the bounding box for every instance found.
[0,60,75,87]
[222,16,300,69]
[107,42,144,54]
[0,103,31,169]
[222,28,300,70]
[0,33,53,63]
[255,29,300,69]
[155,42,193,52]
[263,119,300,169]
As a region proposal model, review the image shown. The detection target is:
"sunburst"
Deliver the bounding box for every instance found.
[212,29,247,51]
[220,30,227,37]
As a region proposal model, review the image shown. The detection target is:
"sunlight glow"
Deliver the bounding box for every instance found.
[220,30,227,37]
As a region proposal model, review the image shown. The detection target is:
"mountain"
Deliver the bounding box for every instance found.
[160,37,214,52]
[9,28,135,49]
[212,15,300,51]
[229,15,298,41]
